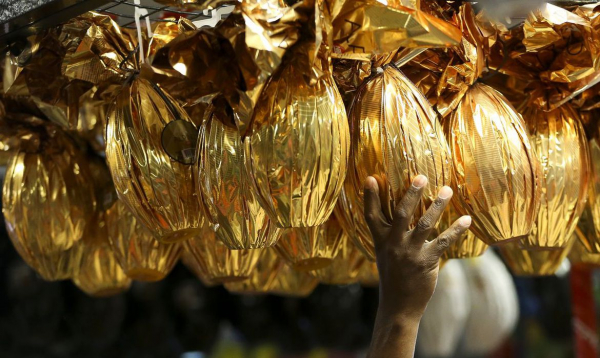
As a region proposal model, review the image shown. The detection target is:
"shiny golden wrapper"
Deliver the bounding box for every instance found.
[576,204,600,254]
[522,104,589,249]
[224,248,283,294]
[587,134,600,252]
[106,199,182,282]
[330,0,461,58]
[309,237,366,285]
[569,227,600,267]
[448,83,542,246]
[268,263,319,298]
[2,131,95,280]
[345,65,451,259]
[183,221,263,283]
[244,49,350,228]
[439,204,487,260]
[73,212,132,297]
[181,249,219,287]
[499,240,573,277]
[358,261,379,287]
[106,77,203,243]
[333,187,373,260]
[275,215,346,272]
[197,102,281,249]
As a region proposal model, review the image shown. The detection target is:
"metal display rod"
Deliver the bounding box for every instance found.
[0,0,109,50]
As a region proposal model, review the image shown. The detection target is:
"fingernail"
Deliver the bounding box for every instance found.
[412,175,427,188]
[460,216,472,227]
[365,176,378,190]
[438,186,453,199]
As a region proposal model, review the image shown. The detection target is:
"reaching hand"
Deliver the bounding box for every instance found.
[365,175,472,358]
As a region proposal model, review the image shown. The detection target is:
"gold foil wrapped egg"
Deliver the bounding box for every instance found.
[183,222,263,283]
[73,212,132,297]
[358,262,379,287]
[499,241,573,276]
[224,248,283,294]
[448,83,542,245]
[106,77,202,243]
[576,205,600,254]
[2,131,94,280]
[586,133,600,253]
[440,204,487,260]
[334,187,374,261]
[345,65,451,260]
[268,264,319,298]
[181,250,218,287]
[106,199,181,282]
[522,105,589,249]
[569,228,600,267]
[309,237,366,285]
[244,53,350,228]
[275,215,346,271]
[197,102,281,249]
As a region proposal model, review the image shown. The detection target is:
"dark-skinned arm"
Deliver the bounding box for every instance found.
[365,175,472,358]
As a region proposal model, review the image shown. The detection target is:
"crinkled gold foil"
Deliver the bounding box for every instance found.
[106,77,203,243]
[275,216,346,271]
[73,212,132,297]
[587,133,600,253]
[569,227,600,267]
[345,65,451,259]
[181,250,219,287]
[448,83,542,246]
[522,104,589,249]
[577,204,600,254]
[224,248,283,294]
[439,204,487,260]
[106,199,182,282]
[333,187,374,261]
[499,240,573,276]
[358,261,379,287]
[196,101,281,249]
[309,237,366,285]
[268,263,319,298]
[183,221,263,283]
[2,131,94,280]
[330,0,461,58]
[244,48,349,228]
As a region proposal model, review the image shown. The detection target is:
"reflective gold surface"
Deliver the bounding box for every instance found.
[448,84,542,245]
[499,240,573,276]
[183,222,263,283]
[2,132,94,281]
[333,187,374,261]
[181,249,218,287]
[358,261,379,287]
[345,65,451,259]
[309,237,366,285]
[330,0,461,58]
[268,264,319,298]
[275,216,346,272]
[522,105,589,249]
[244,50,350,228]
[576,205,600,254]
[106,77,203,243]
[569,227,600,267]
[439,204,487,260]
[106,199,181,282]
[197,102,281,249]
[587,135,600,252]
[73,212,132,297]
[224,248,283,294]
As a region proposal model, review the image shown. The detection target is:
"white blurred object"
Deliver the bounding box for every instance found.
[475,0,545,27]
[417,260,470,358]
[461,251,519,356]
